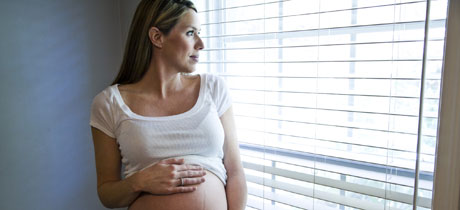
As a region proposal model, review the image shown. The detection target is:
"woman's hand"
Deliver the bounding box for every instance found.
[129,158,207,195]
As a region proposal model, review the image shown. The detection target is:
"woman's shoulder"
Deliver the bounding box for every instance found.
[92,84,119,106]
[201,73,230,98]
[201,73,227,88]
[199,73,232,115]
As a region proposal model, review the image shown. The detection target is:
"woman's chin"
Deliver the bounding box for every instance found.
[180,66,197,74]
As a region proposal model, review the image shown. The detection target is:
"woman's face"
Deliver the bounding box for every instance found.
[161,10,204,73]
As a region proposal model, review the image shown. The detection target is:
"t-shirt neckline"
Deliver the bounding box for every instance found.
[113,74,206,121]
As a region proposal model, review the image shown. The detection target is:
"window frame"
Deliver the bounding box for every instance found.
[432,0,460,209]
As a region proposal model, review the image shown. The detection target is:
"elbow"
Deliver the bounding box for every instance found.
[98,194,125,209]
[97,187,128,209]
[104,204,122,209]
[227,170,247,188]
[101,203,118,209]
[100,201,116,209]
[97,192,117,209]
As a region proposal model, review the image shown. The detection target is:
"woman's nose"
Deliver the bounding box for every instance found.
[195,36,204,50]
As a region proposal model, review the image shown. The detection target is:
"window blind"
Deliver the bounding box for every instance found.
[193,0,448,209]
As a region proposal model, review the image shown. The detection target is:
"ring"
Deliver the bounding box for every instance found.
[179,178,184,186]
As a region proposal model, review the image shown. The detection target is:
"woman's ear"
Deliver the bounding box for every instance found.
[148,27,163,48]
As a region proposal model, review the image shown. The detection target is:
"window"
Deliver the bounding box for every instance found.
[193,0,449,209]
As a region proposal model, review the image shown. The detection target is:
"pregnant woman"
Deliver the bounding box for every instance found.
[89,0,247,209]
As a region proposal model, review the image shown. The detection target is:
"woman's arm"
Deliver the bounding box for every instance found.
[91,127,141,208]
[91,127,206,208]
[220,107,248,210]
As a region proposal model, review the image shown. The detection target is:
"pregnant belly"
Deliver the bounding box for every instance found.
[128,170,227,210]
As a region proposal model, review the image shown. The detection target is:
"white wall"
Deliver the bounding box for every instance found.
[0,0,122,209]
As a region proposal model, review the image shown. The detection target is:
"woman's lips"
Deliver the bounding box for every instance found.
[190,56,199,62]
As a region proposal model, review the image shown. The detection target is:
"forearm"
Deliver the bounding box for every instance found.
[97,174,142,208]
[225,171,248,210]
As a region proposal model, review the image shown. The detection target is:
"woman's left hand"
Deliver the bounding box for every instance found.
[128,158,207,195]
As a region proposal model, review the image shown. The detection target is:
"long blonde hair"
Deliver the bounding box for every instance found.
[112,0,197,85]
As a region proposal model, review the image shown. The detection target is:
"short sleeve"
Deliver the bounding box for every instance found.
[90,91,116,138]
[210,75,233,116]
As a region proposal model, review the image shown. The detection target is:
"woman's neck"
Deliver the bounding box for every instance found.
[134,61,185,99]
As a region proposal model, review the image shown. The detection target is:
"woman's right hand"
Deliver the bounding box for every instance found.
[128,158,207,195]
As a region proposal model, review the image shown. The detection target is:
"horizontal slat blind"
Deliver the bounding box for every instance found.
[193,0,448,209]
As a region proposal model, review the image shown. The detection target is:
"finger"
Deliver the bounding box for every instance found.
[181,177,206,186]
[160,158,185,165]
[176,164,204,171]
[170,186,198,194]
[178,170,206,178]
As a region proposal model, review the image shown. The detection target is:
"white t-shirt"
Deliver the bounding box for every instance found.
[90,73,232,184]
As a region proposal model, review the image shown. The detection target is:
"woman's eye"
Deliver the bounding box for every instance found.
[186,31,194,36]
